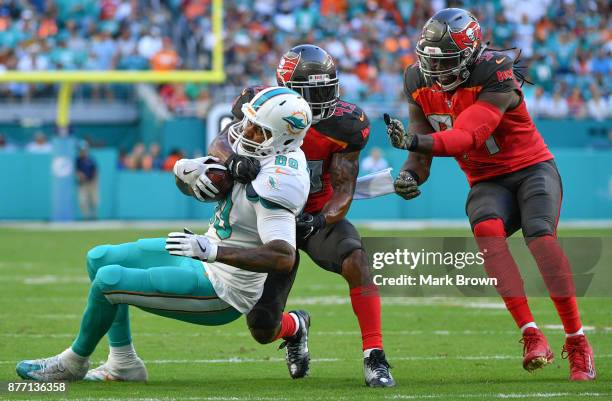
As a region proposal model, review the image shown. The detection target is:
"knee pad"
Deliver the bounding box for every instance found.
[94,264,123,292]
[338,238,362,263]
[473,218,506,238]
[246,307,281,332]
[86,245,111,280]
[522,218,555,239]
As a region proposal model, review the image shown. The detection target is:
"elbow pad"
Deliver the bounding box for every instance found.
[431,101,503,156]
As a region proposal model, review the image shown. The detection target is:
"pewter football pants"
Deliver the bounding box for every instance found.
[71,238,241,357]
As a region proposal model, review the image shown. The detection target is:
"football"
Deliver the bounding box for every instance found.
[200,158,233,202]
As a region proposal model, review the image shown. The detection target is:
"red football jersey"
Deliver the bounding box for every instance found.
[231,87,369,213]
[404,51,553,186]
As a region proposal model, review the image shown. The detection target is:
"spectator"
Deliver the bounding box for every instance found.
[150,37,180,71]
[26,132,52,153]
[0,133,16,152]
[587,85,609,121]
[526,87,551,119]
[548,89,569,119]
[162,149,184,171]
[142,142,163,170]
[75,142,98,220]
[137,26,162,60]
[125,142,146,169]
[567,87,587,119]
[361,147,389,174]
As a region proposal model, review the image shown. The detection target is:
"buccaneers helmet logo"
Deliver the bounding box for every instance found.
[276,52,301,85]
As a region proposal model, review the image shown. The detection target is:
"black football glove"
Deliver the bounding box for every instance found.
[394,170,421,200]
[296,213,326,241]
[225,153,261,184]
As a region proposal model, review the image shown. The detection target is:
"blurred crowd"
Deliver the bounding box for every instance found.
[117,141,192,171]
[0,0,608,119]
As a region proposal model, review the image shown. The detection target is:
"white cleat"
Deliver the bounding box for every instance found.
[84,358,148,382]
[16,354,89,382]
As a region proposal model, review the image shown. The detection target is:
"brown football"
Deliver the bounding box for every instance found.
[200,158,233,202]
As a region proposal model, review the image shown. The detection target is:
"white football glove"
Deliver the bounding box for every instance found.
[165,228,218,262]
[173,156,227,202]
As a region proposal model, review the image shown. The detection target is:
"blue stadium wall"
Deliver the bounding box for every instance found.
[0,119,611,221]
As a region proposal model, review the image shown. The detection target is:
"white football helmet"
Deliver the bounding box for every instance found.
[228,87,312,158]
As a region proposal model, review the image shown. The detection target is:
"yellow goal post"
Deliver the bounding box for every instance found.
[0,0,225,128]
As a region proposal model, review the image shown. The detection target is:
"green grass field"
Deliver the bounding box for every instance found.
[0,226,610,401]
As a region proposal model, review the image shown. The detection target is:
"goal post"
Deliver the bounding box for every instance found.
[0,0,225,128]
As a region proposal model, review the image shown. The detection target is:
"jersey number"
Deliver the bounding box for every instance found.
[274,155,298,169]
[212,196,233,240]
[427,113,500,155]
[307,160,323,193]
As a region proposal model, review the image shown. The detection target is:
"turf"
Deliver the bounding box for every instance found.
[0,227,610,401]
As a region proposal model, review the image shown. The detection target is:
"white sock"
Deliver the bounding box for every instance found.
[288,312,300,337]
[520,322,538,333]
[61,348,89,367]
[566,327,584,338]
[363,348,382,358]
[108,343,139,365]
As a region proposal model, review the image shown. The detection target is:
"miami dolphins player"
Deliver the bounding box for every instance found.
[16,87,312,382]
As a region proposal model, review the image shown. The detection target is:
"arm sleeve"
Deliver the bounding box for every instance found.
[254,202,297,249]
[430,101,503,156]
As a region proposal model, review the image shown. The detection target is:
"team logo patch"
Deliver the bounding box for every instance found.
[266,175,280,191]
[450,20,481,50]
[276,52,301,84]
[283,111,309,134]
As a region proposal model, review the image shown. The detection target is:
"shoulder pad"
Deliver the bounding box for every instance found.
[231,85,270,120]
[469,51,519,94]
[315,100,370,153]
[403,63,426,105]
[249,153,310,215]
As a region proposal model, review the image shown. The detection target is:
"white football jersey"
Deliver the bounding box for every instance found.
[203,149,310,314]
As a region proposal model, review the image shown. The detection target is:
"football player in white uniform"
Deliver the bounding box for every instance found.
[16,87,312,382]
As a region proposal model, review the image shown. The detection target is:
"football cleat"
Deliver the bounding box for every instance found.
[279,310,310,379]
[364,349,395,387]
[520,327,554,371]
[16,354,88,382]
[562,335,596,381]
[84,358,148,382]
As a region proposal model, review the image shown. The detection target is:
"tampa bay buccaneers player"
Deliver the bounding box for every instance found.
[386,8,595,381]
[209,44,395,387]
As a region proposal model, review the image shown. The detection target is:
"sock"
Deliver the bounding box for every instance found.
[109,343,139,365]
[566,327,584,337]
[72,279,119,357]
[527,236,582,334]
[350,284,383,351]
[274,312,299,340]
[503,297,536,329]
[61,347,89,368]
[473,220,535,329]
[363,348,382,358]
[520,322,538,334]
[107,305,133,347]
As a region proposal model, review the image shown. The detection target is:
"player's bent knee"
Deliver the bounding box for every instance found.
[86,244,111,279]
[246,308,281,335]
[522,219,555,240]
[248,327,278,344]
[341,249,370,286]
[473,218,506,237]
[94,264,124,292]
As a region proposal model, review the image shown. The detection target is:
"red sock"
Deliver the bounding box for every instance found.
[350,284,383,350]
[502,296,535,328]
[274,312,298,340]
[474,219,535,328]
[527,235,582,334]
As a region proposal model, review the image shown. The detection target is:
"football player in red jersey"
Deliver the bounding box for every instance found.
[386,8,595,381]
[209,45,394,387]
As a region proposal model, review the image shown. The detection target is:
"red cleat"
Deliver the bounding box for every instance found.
[563,335,596,381]
[520,328,554,371]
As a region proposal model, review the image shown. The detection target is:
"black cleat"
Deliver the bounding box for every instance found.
[279,310,310,379]
[364,349,395,387]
